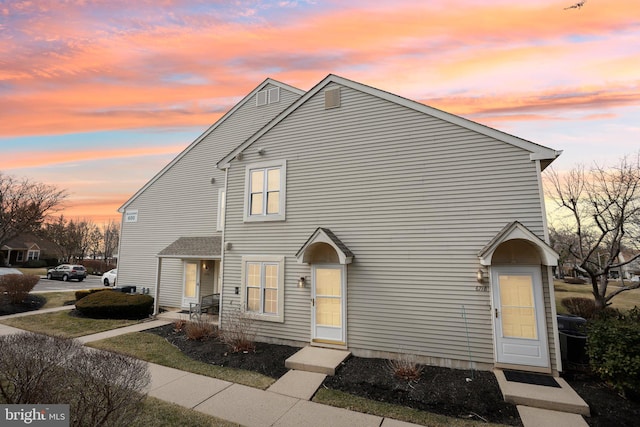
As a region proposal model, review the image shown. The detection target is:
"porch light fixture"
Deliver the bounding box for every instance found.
[258,148,266,155]
[476,268,485,284]
[297,276,307,288]
[224,242,232,250]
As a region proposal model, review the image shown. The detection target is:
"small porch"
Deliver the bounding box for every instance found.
[154,236,222,315]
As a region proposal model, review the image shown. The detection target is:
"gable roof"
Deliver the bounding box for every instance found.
[296,228,354,265]
[158,236,222,259]
[118,78,305,213]
[217,74,561,169]
[1,233,59,254]
[478,221,558,266]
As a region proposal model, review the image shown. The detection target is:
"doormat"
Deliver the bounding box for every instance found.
[503,370,560,388]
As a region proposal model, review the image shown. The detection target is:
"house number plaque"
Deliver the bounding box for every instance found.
[475,285,489,292]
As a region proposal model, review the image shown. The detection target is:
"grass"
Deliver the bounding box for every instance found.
[554,280,640,314]
[87,331,275,390]
[16,267,47,276]
[313,388,509,427]
[133,397,239,427]
[0,310,140,338]
[38,291,77,308]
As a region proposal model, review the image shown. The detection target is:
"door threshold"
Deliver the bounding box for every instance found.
[311,339,347,350]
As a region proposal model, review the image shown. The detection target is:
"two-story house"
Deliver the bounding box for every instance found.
[118,74,562,374]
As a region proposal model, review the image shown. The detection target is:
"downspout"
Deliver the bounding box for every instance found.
[217,166,230,329]
[153,257,162,315]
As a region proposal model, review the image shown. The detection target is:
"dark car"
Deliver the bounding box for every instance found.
[46,264,87,282]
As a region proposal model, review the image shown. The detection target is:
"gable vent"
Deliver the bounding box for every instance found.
[256,90,268,106]
[325,87,341,109]
[269,87,280,103]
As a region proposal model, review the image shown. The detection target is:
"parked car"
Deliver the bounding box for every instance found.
[631,275,640,283]
[101,269,117,286]
[46,264,87,282]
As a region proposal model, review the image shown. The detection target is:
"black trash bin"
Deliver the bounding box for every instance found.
[557,314,588,366]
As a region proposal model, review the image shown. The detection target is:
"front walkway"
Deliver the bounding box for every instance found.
[1,305,593,427]
[1,306,421,427]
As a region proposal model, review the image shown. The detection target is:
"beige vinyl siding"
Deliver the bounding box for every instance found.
[117,85,301,308]
[222,83,550,367]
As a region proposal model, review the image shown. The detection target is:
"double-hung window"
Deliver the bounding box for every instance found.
[242,255,284,322]
[244,160,286,222]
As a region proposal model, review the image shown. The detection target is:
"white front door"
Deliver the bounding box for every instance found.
[183,261,200,308]
[492,266,549,368]
[312,265,346,344]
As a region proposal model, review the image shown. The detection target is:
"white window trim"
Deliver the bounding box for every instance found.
[243,160,287,222]
[240,255,285,323]
[217,188,226,231]
[27,250,40,261]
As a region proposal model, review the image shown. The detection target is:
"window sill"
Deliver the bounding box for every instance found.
[249,313,284,323]
[243,215,286,223]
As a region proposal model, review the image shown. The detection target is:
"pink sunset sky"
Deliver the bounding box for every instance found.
[1,0,639,222]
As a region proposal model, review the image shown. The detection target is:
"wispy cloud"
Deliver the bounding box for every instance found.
[1,0,639,220]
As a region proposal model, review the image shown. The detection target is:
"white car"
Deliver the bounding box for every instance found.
[631,275,640,283]
[101,269,117,286]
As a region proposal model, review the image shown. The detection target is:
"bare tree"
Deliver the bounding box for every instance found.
[101,220,120,266]
[546,153,640,310]
[0,172,67,248]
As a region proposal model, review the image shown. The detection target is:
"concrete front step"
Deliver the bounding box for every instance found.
[268,370,327,400]
[517,406,588,427]
[494,370,590,416]
[285,346,351,375]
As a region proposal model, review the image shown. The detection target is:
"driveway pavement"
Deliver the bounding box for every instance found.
[33,274,105,292]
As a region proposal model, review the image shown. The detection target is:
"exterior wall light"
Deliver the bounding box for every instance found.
[298,277,307,288]
[476,268,485,284]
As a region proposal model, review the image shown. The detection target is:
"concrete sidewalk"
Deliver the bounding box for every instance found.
[0,308,424,427]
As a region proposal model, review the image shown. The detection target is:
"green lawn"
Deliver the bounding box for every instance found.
[0,310,140,338]
[38,291,77,308]
[554,280,640,313]
[87,332,275,390]
[313,389,508,427]
[134,397,239,427]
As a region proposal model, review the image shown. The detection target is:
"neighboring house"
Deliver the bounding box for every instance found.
[1,233,61,266]
[118,74,562,375]
[117,79,305,307]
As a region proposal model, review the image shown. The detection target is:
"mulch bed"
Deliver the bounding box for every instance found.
[324,357,522,425]
[147,323,298,378]
[563,371,640,427]
[146,322,640,426]
[0,294,46,316]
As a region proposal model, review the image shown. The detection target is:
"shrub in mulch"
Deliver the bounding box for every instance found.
[75,290,153,319]
[587,307,640,400]
[75,288,109,301]
[0,274,39,304]
[183,319,217,341]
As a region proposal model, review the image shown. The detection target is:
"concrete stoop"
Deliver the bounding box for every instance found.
[494,370,590,416]
[285,346,351,375]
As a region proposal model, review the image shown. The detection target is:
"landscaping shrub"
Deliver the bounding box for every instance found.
[219,307,256,352]
[75,290,153,319]
[173,319,187,332]
[185,318,217,340]
[23,259,47,268]
[75,288,109,301]
[81,259,116,275]
[0,274,39,304]
[561,297,597,319]
[0,332,149,427]
[564,277,586,284]
[587,307,640,400]
[386,353,424,381]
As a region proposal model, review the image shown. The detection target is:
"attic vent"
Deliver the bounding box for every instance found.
[256,90,268,106]
[256,87,280,107]
[325,87,341,109]
[269,87,280,103]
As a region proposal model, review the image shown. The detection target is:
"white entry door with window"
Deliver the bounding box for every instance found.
[183,261,200,308]
[312,265,346,344]
[492,266,549,368]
